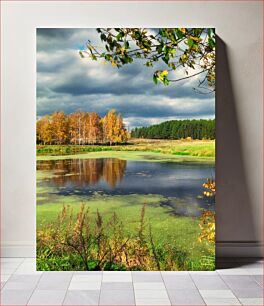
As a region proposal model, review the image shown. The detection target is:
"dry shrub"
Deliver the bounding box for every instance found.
[203,178,216,197]
[198,178,216,245]
[198,210,215,244]
[37,203,190,271]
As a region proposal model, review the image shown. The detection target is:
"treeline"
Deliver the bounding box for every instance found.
[37,110,127,145]
[131,119,215,140]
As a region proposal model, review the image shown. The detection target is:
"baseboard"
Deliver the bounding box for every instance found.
[1,242,36,258]
[1,241,263,258]
[216,242,263,258]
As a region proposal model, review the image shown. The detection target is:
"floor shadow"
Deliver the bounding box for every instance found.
[215,36,260,268]
[216,257,262,269]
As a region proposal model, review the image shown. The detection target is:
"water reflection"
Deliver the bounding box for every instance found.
[37,158,215,216]
[37,158,127,188]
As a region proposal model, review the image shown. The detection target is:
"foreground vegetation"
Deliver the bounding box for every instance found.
[37,199,215,271]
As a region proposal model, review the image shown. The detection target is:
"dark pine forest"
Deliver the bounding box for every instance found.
[131,119,215,140]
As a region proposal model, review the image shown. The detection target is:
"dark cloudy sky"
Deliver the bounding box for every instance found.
[37,28,215,129]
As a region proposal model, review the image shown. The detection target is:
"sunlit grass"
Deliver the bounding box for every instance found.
[37,139,215,160]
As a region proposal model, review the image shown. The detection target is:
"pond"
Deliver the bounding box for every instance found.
[37,158,215,216]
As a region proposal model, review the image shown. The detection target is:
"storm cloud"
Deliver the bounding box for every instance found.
[37,28,215,128]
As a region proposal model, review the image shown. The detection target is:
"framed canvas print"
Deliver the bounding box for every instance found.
[36,28,215,271]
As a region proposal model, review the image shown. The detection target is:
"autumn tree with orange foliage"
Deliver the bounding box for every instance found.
[37,109,127,145]
[102,109,128,145]
[68,111,83,145]
[37,115,53,145]
[51,112,68,144]
[89,112,103,144]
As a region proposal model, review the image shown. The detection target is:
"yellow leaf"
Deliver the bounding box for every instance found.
[160,70,168,77]
[190,36,201,42]
[111,60,117,68]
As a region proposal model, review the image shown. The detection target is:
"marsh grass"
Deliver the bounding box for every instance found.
[37,139,215,159]
[37,204,215,271]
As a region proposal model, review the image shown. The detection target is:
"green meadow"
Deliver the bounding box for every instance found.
[37,139,215,159]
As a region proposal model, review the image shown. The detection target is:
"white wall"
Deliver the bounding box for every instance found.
[1,1,263,257]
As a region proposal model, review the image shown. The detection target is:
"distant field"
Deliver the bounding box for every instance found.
[129,139,215,157]
[37,138,215,159]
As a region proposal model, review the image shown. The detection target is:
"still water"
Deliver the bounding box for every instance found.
[37,158,215,216]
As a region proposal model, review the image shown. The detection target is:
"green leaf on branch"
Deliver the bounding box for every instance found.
[153,74,158,84]
[146,61,153,67]
[105,54,111,61]
[163,77,169,86]
[188,38,194,48]
[208,37,215,49]
[80,28,215,91]
[100,33,107,41]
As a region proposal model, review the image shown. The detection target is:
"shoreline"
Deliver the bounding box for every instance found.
[37,150,215,164]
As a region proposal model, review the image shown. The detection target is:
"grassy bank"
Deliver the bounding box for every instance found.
[37,150,214,164]
[37,139,215,163]
[37,139,215,158]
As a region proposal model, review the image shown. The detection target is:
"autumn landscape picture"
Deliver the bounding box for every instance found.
[36,28,215,271]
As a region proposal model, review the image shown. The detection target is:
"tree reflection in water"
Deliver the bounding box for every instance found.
[37,158,127,188]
